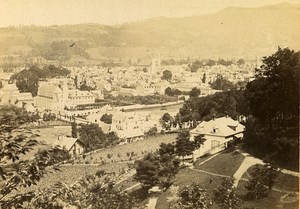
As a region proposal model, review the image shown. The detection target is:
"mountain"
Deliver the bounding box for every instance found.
[0,3,299,60]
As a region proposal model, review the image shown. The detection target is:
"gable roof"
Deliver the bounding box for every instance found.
[191,117,244,137]
[53,136,84,151]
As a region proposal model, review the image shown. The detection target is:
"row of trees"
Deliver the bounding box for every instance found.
[189,59,245,72]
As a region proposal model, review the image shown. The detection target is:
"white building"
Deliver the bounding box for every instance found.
[111,112,144,142]
[54,135,86,157]
[190,117,245,160]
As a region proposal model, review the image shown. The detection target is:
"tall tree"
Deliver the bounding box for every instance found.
[171,184,211,209]
[244,47,299,127]
[245,164,278,200]
[71,122,78,138]
[175,130,195,162]
[161,70,172,81]
[189,87,201,98]
[214,179,242,209]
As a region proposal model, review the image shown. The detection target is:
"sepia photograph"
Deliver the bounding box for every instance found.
[0,0,299,208]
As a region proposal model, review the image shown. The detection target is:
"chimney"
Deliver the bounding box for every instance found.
[58,134,64,141]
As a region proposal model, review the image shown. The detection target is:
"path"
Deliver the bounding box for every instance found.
[147,197,158,209]
[233,156,263,187]
[121,183,141,193]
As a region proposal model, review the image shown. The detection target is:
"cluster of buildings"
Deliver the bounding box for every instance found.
[0,59,250,158]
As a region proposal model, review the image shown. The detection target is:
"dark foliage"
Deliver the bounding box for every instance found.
[10,65,70,96]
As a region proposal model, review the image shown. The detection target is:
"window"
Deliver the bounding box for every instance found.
[211,140,220,149]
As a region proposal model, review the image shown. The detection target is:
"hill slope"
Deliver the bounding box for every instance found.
[0,3,299,60]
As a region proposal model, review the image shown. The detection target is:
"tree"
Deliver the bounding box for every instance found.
[74,75,78,89]
[135,150,180,189]
[78,124,106,151]
[210,74,235,91]
[71,122,78,138]
[135,153,160,189]
[206,59,216,66]
[189,87,200,98]
[190,60,203,72]
[0,121,69,208]
[11,65,70,96]
[78,124,119,151]
[214,179,242,209]
[159,143,175,156]
[243,48,299,168]
[165,87,182,97]
[160,113,174,130]
[161,70,172,81]
[171,184,211,209]
[100,114,113,124]
[193,134,206,150]
[0,105,36,127]
[202,73,206,83]
[145,127,158,136]
[244,47,299,127]
[237,59,245,66]
[79,81,95,91]
[175,130,195,162]
[245,164,279,200]
[30,172,137,209]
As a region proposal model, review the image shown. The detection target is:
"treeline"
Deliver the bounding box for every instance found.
[10,65,70,96]
[178,47,299,169]
[188,58,245,72]
[177,88,246,122]
[106,94,178,106]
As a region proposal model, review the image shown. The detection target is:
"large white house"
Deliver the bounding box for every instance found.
[190,116,245,160]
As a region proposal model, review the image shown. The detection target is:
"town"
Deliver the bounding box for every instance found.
[0,1,299,209]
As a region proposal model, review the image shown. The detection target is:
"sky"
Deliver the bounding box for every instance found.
[0,0,299,26]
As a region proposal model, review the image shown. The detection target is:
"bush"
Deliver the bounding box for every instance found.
[245,164,279,200]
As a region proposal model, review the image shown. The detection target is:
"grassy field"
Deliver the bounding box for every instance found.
[81,133,177,164]
[194,148,245,176]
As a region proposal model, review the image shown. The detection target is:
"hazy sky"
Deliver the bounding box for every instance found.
[0,0,299,26]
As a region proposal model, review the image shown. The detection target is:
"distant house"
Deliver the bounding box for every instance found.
[111,112,144,142]
[55,135,86,157]
[190,116,245,160]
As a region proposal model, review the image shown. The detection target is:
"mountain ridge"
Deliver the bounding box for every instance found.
[0,3,299,60]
